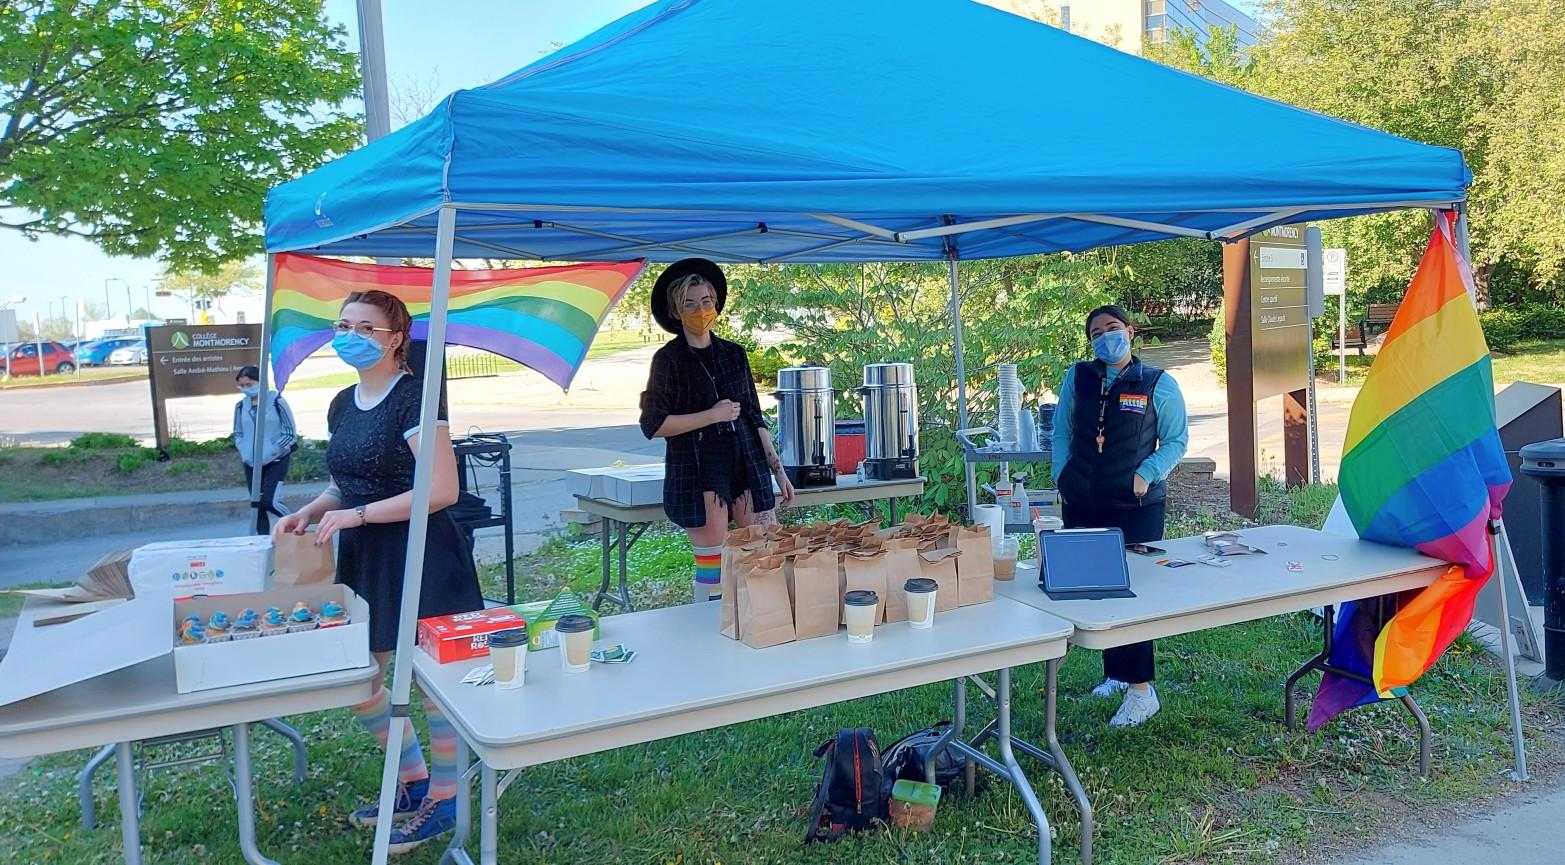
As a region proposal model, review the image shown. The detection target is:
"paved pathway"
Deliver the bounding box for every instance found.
[1319,779,1565,865]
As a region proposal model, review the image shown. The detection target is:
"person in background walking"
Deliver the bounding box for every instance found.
[232,366,297,533]
[1051,305,1189,728]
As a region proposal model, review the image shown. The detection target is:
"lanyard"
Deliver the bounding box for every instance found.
[1094,373,1110,454]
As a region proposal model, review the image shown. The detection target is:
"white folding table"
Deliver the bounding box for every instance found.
[576,474,925,612]
[0,614,379,865]
[415,595,1074,865]
[996,524,1448,865]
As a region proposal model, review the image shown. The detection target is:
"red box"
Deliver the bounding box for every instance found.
[417,608,525,664]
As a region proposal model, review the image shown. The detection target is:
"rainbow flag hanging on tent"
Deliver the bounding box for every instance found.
[267,254,646,391]
[1308,213,1512,730]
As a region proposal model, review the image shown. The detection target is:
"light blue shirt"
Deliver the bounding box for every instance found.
[1049,361,1189,486]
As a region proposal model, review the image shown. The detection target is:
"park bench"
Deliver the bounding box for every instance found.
[1331,322,1369,355]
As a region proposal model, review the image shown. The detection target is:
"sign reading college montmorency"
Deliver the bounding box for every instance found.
[1250,225,1310,399]
[148,323,262,399]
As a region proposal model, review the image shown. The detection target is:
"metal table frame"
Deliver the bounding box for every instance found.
[575,475,925,612]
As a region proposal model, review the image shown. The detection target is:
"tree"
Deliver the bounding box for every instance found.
[159,259,262,303]
[0,0,362,271]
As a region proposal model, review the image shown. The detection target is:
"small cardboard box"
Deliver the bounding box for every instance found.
[171,585,369,694]
[416,607,526,664]
[509,592,601,651]
[602,465,666,506]
[130,536,273,600]
[565,464,660,500]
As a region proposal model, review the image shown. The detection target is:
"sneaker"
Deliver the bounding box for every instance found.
[387,796,458,856]
[348,778,428,829]
[1090,678,1129,698]
[1110,686,1160,728]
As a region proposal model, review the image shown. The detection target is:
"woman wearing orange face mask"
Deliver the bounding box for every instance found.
[639,258,795,603]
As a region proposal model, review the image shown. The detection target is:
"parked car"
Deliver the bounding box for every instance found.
[5,340,77,376]
[108,341,149,365]
[76,337,140,366]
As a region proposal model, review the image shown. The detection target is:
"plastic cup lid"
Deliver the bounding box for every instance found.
[843,590,879,606]
[555,614,595,633]
[904,578,938,593]
[488,628,527,648]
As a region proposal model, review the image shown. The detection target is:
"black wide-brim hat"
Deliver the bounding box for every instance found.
[651,258,728,335]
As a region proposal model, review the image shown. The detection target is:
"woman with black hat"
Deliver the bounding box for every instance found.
[639,258,795,603]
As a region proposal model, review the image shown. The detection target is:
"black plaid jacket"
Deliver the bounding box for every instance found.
[639,335,774,528]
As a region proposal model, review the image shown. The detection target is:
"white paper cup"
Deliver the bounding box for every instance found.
[556,614,595,673]
[489,628,528,690]
[904,579,937,629]
[844,590,879,643]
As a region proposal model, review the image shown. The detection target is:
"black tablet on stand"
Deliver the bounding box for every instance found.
[1038,527,1136,600]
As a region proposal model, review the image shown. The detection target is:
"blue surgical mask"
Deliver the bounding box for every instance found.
[332,331,387,370]
[240,385,259,398]
[1091,329,1132,365]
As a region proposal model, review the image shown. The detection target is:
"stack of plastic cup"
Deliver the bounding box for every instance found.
[997,363,1021,447]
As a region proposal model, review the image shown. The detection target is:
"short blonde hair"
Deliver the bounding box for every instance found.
[667,273,715,320]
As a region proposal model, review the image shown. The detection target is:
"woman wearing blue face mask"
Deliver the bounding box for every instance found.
[274,289,480,853]
[232,366,297,533]
[1050,304,1188,728]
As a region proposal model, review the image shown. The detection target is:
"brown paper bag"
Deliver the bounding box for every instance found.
[881,538,924,624]
[954,525,995,606]
[917,547,962,612]
[790,548,841,640]
[737,554,796,649]
[719,526,768,639]
[840,549,890,625]
[273,530,336,587]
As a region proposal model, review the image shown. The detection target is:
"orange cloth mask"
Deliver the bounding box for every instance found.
[681,308,718,335]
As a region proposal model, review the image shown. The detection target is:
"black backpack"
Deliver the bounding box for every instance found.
[804,727,886,843]
[879,723,970,795]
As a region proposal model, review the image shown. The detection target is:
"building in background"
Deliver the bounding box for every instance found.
[980,0,1257,55]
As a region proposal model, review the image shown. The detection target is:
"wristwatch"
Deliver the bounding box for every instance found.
[355,505,368,526]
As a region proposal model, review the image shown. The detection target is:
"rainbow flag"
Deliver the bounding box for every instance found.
[267,254,646,391]
[1309,214,1511,730]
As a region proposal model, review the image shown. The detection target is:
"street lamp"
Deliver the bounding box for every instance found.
[105,277,130,324]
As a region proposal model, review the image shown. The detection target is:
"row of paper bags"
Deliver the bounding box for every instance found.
[718,515,997,649]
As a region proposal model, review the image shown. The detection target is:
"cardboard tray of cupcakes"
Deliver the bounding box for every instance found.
[171,585,370,694]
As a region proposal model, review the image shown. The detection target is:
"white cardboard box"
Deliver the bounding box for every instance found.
[130,536,273,600]
[603,465,666,505]
[565,464,661,500]
[171,585,370,694]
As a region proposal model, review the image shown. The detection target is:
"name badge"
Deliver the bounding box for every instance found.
[1119,393,1149,414]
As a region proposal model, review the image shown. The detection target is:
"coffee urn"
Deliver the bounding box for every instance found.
[859,362,919,480]
[774,366,837,487]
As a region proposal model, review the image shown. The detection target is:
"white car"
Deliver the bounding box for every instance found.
[108,342,148,365]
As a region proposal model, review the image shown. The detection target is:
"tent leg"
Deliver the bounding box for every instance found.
[371,205,459,865]
[1493,520,1531,781]
[949,258,976,517]
[250,258,276,535]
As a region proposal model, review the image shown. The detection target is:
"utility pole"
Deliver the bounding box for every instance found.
[357,0,397,268]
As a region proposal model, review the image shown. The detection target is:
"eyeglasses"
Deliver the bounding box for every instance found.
[333,321,395,338]
[681,297,717,311]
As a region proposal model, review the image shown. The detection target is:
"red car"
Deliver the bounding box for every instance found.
[5,340,77,376]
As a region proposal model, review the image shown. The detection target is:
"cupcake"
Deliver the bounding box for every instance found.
[205,610,233,643]
[230,608,261,640]
[318,600,350,629]
[259,607,289,637]
[178,618,206,645]
[287,602,318,633]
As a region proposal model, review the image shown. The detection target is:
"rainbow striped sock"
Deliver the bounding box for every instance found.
[424,698,460,801]
[349,687,428,784]
[693,545,722,586]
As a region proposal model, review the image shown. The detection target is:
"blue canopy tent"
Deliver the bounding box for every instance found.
[260,2,1476,863]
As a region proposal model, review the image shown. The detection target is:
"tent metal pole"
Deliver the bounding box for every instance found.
[249,257,276,534]
[949,256,977,517]
[370,205,458,865]
[1493,520,1531,781]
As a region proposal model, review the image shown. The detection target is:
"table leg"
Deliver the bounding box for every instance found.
[1045,658,1093,865]
[441,737,475,865]
[890,496,900,524]
[231,723,281,865]
[925,677,968,785]
[617,521,632,612]
[996,668,1053,865]
[80,743,115,829]
[1284,606,1335,732]
[1399,694,1433,778]
[114,742,142,865]
[593,517,613,611]
[480,763,499,865]
[257,718,307,785]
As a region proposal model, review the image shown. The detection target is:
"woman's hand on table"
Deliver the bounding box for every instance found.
[274,512,310,537]
[314,508,365,546]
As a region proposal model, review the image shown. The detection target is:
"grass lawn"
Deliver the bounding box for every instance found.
[1320,338,1565,390]
[285,330,652,392]
[0,435,329,503]
[0,366,146,390]
[3,487,1557,865]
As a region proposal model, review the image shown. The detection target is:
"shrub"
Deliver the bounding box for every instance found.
[1208,304,1227,383]
[166,436,234,457]
[1479,304,1565,352]
[115,452,149,474]
[69,432,137,450]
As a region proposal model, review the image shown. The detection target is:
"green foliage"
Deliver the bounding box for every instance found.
[748,346,790,388]
[0,1,362,270]
[1089,238,1224,323]
[286,444,331,483]
[38,449,76,467]
[1208,302,1227,383]
[166,436,234,457]
[69,432,138,450]
[165,461,207,477]
[114,451,148,474]
[158,259,262,302]
[1479,304,1565,352]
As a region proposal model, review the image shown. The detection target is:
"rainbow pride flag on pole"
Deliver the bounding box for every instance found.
[1308,213,1512,729]
[267,254,646,391]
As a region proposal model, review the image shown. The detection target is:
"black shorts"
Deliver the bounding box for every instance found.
[697,431,751,505]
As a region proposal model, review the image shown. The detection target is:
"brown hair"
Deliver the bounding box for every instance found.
[343,290,412,369]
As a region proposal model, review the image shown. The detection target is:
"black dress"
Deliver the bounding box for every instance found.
[327,374,482,652]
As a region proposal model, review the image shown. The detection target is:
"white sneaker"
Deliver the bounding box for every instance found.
[1109,686,1160,728]
[1090,678,1129,698]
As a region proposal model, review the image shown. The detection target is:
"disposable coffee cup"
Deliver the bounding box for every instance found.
[1033,516,1064,570]
[843,590,879,644]
[904,578,937,629]
[993,536,1019,582]
[489,628,528,690]
[555,614,595,673]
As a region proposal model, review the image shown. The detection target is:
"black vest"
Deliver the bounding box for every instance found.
[1058,358,1165,511]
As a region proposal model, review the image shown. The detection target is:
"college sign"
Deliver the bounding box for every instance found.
[146,323,262,453]
[1248,225,1309,401]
